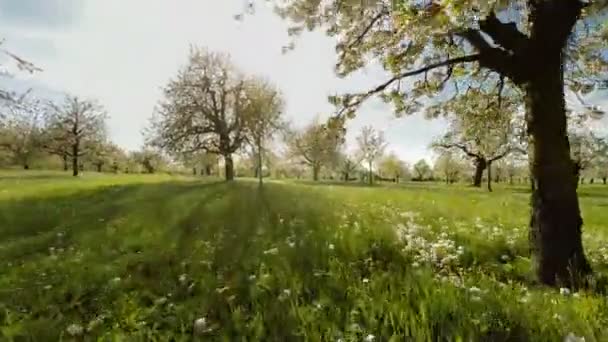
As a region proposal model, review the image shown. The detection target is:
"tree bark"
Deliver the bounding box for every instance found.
[368,160,373,185]
[526,58,591,286]
[312,164,320,181]
[473,157,486,187]
[603,177,606,185]
[63,154,69,171]
[257,138,264,186]
[487,161,493,192]
[72,143,79,177]
[224,154,234,181]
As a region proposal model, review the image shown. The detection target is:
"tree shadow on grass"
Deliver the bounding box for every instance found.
[0,180,223,262]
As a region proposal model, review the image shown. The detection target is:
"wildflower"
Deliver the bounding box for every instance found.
[178,274,188,284]
[411,261,420,268]
[87,316,104,331]
[283,289,291,296]
[469,287,481,294]
[43,284,53,290]
[110,277,121,285]
[560,287,571,296]
[328,243,335,250]
[501,255,510,261]
[248,274,257,280]
[263,247,279,255]
[287,241,295,248]
[155,297,167,305]
[193,317,212,335]
[66,323,84,336]
[471,296,482,302]
[572,292,580,298]
[364,334,375,342]
[362,278,370,284]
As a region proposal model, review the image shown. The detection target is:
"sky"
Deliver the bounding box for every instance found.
[0,0,607,164]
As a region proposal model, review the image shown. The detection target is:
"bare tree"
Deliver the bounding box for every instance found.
[44,96,107,176]
[149,47,259,181]
[356,126,387,185]
[286,120,343,181]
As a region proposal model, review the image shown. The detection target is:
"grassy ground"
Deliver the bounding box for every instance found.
[1,170,607,341]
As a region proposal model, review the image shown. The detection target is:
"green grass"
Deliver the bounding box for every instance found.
[1,170,608,341]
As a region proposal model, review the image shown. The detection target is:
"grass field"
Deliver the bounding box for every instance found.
[1,171,608,341]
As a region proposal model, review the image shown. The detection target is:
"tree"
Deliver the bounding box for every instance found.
[434,151,465,184]
[337,150,362,181]
[150,47,254,181]
[412,159,432,181]
[44,96,107,177]
[0,94,43,169]
[286,120,343,181]
[242,79,285,185]
[356,126,387,185]
[271,0,608,286]
[130,149,168,174]
[378,152,409,183]
[433,95,524,190]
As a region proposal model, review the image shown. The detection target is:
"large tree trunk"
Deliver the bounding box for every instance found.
[224,154,234,181]
[312,164,320,181]
[72,144,79,177]
[472,157,486,187]
[487,161,493,192]
[526,57,591,286]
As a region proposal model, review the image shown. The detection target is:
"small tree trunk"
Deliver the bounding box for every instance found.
[224,154,234,181]
[509,175,514,185]
[603,177,606,185]
[97,163,103,172]
[344,171,349,182]
[205,165,212,176]
[193,167,197,176]
[487,161,493,192]
[368,160,373,185]
[23,163,29,170]
[72,143,79,177]
[257,138,264,186]
[590,178,594,184]
[526,57,591,287]
[472,158,486,187]
[63,154,69,171]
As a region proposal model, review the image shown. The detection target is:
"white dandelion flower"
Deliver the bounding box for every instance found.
[66,323,84,336]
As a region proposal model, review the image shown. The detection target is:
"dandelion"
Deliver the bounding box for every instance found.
[263,247,279,255]
[248,274,257,281]
[193,317,212,335]
[287,241,295,248]
[411,261,420,268]
[501,255,510,261]
[362,278,370,284]
[364,334,375,342]
[178,274,188,284]
[283,289,291,296]
[572,292,580,298]
[469,287,481,294]
[560,287,571,296]
[328,243,335,250]
[66,323,84,336]
[43,284,53,290]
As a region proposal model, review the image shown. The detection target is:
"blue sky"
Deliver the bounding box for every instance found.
[0,0,606,164]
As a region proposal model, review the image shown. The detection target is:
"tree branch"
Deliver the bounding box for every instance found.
[338,54,481,116]
[436,143,482,160]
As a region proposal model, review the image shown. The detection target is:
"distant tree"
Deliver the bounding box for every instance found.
[336,150,361,181]
[149,47,252,181]
[242,79,285,185]
[85,141,126,173]
[434,151,465,184]
[44,96,107,176]
[0,94,43,169]
[412,159,431,181]
[568,130,607,187]
[378,152,408,183]
[131,149,167,174]
[286,120,343,181]
[356,126,387,185]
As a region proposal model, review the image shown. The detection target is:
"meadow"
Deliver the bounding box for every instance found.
[1,171,608,341]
